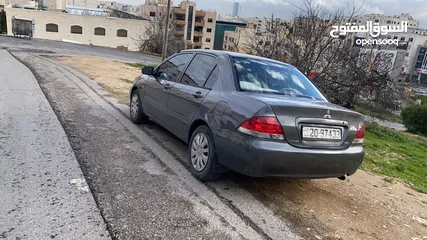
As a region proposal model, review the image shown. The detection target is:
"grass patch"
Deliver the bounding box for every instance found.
[123,62,158,69]
[125,62,145,68]
[362,122,427,193]
[98,82,129,105]
[355,104,402,123]
[120,78,134,84]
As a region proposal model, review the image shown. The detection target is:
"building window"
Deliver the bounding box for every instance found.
[225,36,228,40]
[117,29,128,37]
[409,38,414,42]
[406,52,409,56]
[207,28,212,33]
[71,25,82,34]
[150,11,155,17]
[208,18,213,23]
[393,36,398,40]
[94,27,105,36]
[386,20,391,24]
[205,47,210,49]
[46,23,58,32]
[374,19,379,23]
[187,6,194,41]
[206,38,211,42]
[400,37,405,41]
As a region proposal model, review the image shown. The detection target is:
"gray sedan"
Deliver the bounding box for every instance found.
[129,50,365,181]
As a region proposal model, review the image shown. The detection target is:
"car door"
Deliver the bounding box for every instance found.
[166,53,218,137]
[142,53,193,124]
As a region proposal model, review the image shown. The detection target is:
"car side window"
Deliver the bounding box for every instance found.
[204,66,218,89]
[157,54,192,82]
[180,54,217,87]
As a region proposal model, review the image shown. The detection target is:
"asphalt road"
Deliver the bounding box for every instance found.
[0,50,110,239]
[0,35,161,64]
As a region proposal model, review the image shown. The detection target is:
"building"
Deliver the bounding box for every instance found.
[350,13,420,28]
[4,6,148,50]
[141,1,216,50]
[231,2,239,18]
[221,17,290,53]
[223,27,254,53]
[1,0,37,9]
[413,46,427,83]
[213,20,246,50]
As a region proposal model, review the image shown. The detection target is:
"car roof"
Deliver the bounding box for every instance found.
[179,49,293,67]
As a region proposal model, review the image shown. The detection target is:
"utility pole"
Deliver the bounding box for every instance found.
[162,0,171,61]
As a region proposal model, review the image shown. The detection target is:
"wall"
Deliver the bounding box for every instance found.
[5,7,148,51]
[223,27,254,53]
[213,21,246,50]
[201,11,215,49]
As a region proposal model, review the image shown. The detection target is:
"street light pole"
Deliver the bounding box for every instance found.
[162,0,171,61]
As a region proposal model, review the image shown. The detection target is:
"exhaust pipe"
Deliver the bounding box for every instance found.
[337,176,346,180]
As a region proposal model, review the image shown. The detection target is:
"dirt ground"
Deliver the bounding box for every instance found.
[49,55,139,104]
[51,55,427,240]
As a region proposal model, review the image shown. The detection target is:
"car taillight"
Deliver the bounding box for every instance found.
[353,123,365,144]
[237,116,285,140]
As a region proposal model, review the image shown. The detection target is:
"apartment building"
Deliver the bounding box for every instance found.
[213,20,246,50]
[223,27,254,53]
[141,1,216,50]
[350,13,419,28]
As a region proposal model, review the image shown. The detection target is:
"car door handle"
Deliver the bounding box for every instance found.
[163,83,171,90]
[192,91,204,99]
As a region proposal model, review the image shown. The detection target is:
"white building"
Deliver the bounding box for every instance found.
[5,6,148,50]
[351,13,419,28]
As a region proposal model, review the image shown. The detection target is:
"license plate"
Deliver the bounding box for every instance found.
[302,127,342,140]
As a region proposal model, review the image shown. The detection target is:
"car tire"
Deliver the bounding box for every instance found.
[188,125,222,181]
[130,89,149,124]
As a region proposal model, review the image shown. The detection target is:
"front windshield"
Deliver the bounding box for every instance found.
[233,57,327,101]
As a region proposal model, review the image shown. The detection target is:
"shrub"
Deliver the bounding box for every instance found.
[417,95,427,106]
[401,104,427,135]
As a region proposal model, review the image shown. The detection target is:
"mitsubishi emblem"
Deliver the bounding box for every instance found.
[324,110,332,119]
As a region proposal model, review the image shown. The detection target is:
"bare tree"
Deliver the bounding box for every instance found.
[134,13,185,56]
[242,0,407,113]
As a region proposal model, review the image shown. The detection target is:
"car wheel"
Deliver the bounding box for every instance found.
[188,125,222,181]
[130,89,149,124]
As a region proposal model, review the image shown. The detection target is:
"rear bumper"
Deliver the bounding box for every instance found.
[215,131,364,178]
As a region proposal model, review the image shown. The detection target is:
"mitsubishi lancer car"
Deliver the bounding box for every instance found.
[129,50,365,181]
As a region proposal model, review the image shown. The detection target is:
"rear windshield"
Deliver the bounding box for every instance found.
[232,57,327,101]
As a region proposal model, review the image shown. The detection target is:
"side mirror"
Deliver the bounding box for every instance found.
[142,66,155,75]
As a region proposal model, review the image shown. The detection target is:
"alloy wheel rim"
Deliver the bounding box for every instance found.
[190,133,209,172]
[131,94,139,119]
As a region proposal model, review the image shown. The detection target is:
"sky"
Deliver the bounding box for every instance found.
[126,0,427,28]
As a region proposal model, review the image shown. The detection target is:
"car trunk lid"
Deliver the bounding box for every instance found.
[248,93,363,149]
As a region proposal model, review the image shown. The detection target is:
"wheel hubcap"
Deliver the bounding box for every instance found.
[190,133,209,172]
[131,94,139,119]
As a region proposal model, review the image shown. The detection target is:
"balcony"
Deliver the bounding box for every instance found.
[175,30,184,36]
[174,8,186,15]
[196,11,206,17]
[193,42,203,47]
[195,21,205,27]
[193,31,203,37]
[175,20,185,25]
